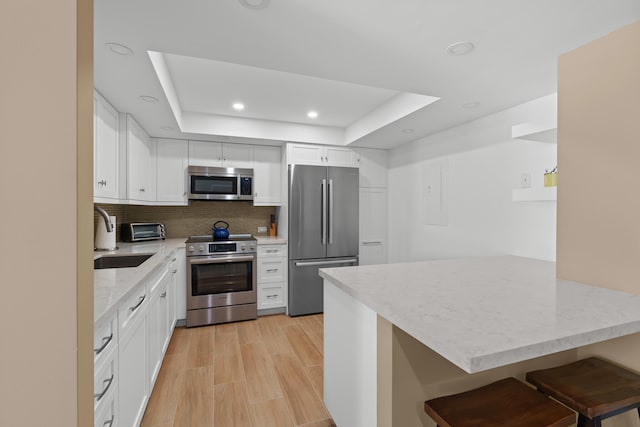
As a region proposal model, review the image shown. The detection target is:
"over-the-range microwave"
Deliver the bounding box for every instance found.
[187,166,253,201]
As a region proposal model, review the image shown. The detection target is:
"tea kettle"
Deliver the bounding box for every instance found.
[212,220,230,240]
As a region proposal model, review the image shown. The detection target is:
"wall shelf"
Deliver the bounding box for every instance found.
[512,187,557,202]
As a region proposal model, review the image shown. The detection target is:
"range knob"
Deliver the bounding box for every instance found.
[240,244,247,251]
[198,245,205,252]
[188,245,194,253]
[249,244,255,251]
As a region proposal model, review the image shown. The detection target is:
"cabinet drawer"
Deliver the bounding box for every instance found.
[94,346,118,413]
[119,285,148,333]
[94,382,118,427]
[94,312,118,368]
[258,245,286,258]
[258,283,285,309]
[258,258,286,282]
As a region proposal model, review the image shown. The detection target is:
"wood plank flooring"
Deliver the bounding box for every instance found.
[141,314,335,427]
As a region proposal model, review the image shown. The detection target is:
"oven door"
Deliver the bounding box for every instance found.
[186,254,257,310]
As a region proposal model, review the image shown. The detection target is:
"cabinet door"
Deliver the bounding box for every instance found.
[359,188,387,265]
[222,143,253,168]
[156,138,188,204]
[118,304,148,427]
[174,248,187,321]
[94,92,120,200]
[353,147,388,188]
[188,140,223,167]
[127,115,155,201]
[325,146,357,167]
[148,276,169,387]
[287,143,324,165]
[253,145,282,205]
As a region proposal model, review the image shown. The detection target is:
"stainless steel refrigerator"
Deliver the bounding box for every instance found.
[288,165,359,316]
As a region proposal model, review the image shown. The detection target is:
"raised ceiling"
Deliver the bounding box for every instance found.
[94,0,640,149]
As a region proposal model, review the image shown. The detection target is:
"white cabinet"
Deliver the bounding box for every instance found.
[253,145,282,206]
[148,268,171,387]
[123,114,156,202]
[118,284,149,427]
[287,143,358,167]
[359,188,387,265]
[188,140,253,168]
[94,91,121,201]
[156,138,188,205]
[353,147,388,188]
[257,244,287,312]
[174,247,187,322]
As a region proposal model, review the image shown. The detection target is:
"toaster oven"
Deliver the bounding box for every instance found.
[121,223,166,242]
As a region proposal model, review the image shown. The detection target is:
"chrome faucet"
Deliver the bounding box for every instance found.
[94,205,114,232]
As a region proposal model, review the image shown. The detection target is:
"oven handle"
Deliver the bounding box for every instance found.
[188,255,256,265]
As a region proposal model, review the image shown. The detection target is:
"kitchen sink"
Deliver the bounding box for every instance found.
[94,254,154,269]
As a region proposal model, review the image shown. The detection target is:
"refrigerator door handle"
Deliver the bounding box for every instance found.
[328,178,334,244]
[321,178,327,246]
[294,259,358,267]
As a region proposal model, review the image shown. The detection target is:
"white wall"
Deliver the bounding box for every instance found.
[388,94,557,263]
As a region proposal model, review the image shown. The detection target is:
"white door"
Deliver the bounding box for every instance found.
[359,188,387,265]
[287,143,324,165]
[354,147,388,188]
[222,143,253,168]
[325,146,357,167]
[253,145,282,205]
[94,92,120,200]
[127,115,155,201]
[188,140,223,167]
[156,138,188,204]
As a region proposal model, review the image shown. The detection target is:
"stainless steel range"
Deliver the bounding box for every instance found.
[185,234,257,327]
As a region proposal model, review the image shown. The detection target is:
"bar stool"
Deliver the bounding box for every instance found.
[424,377,575,427]
[526,357,640,427]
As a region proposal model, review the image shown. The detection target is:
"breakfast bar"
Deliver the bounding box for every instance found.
[319,256,640,427]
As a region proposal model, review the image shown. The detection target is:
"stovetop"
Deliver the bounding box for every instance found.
[185,234,255,244]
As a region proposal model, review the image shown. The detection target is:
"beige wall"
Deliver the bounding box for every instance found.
[0,0,93,426]
[557,20,640,427]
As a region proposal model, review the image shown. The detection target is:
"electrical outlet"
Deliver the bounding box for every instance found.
[257,226,268,233]
[520,173,531,188]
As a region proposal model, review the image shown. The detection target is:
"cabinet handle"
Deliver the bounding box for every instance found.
[266,249,278,253]
[97,179,107,186]
[94,374,114,402]
[139,188,146,192]
[171,257,177,262]
[266,294,278,299]
[172,269,178,274]
[362,241,383,245]
[266,268,279,273]
[103,414,115,427]
[93,333,113,355]
[129,295,146,312]
[160,291,167,298]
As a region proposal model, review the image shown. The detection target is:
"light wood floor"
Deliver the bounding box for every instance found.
[140,314,336,427]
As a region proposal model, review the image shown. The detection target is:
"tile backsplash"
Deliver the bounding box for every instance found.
[95,201,277,240]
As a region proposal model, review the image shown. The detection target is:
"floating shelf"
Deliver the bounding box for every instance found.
[512,121,557,143]
[512,187,557,202]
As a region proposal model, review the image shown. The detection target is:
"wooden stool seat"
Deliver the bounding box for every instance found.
[424,378,575,427]
[526,357,640,425]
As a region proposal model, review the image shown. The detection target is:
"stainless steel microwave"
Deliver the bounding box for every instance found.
[188,166,253,201]
[121,223,166,242]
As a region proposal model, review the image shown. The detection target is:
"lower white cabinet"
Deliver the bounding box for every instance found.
[257,243,287,312]
[148,267,171,387]
[118,284,149,427]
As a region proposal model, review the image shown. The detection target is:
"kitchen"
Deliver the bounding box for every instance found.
[3,2,640,427]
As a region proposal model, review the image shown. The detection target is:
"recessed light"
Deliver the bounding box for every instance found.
[233,102,245,111]
[105,43,134,56]
[402,128,415,134]
[160,126,173,131]
[307,111,318,119]
[140,95,159,103]
[446,41,475,56]
[462,102,480,109]
[239,0,270,9]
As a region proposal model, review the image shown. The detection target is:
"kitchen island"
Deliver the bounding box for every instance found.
[319,256,640,427]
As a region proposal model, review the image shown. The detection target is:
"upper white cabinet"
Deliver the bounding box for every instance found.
[253,145,282,206]
[287,143,358,167]
[359,188,388,265]
[123,114,156,202]
[156,138,188,205]
[188,140,253,168]
[94,91,120,201]
[353,147,388,188]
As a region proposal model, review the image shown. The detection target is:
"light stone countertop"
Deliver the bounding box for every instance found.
[319,255,640,373]
[253,235,287,245]
[94,238,187,324]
